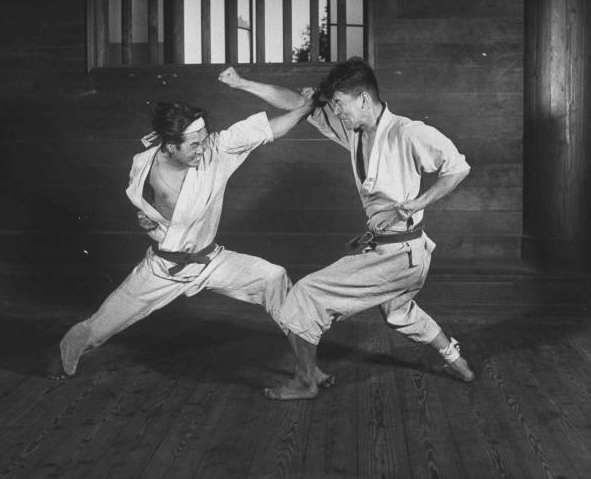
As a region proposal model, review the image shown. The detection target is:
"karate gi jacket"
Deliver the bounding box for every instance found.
[126,112,274,253]
[308,104,471,232]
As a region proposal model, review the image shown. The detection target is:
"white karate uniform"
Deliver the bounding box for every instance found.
[276,105,471,345]
[60,112,290,375]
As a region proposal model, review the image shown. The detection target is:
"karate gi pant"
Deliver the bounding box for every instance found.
[276,233,441,345]
[60,247,290,375]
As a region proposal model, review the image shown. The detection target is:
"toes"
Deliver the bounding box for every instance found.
[46,355,70,381]
[318,375,336,388]
[261,388,279,400]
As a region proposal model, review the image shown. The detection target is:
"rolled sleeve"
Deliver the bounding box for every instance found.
[216,111,274,154]
[404,122,470,177]
[307,105,352,151]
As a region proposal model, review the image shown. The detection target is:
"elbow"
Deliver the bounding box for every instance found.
[451,167,470,186]
[459,167,470,183]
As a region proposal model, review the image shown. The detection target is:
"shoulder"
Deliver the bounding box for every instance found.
[132,146,158,163]
[132,145,160,169]
[129,146,157,177]
[397,118,452,147]
[382,114,415,142]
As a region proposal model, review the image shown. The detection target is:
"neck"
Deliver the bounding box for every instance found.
[158,148,188,171]
[360,101,385,134]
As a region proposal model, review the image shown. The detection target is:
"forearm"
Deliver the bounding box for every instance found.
[366,170,469,232]
[411,170,469,211]
[269,102,314,139]
[234,78,305,110]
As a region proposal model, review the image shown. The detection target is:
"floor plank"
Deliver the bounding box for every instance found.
[0,269,590,479]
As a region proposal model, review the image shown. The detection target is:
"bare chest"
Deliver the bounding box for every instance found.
[148,162,187,220]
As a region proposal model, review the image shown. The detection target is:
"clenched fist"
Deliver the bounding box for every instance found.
[218,67,243,89]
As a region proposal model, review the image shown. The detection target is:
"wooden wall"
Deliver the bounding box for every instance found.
[0,0,524,273]
[374,0,524,263]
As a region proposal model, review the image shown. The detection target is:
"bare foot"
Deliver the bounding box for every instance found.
[46,347,70,380]
[442,357,476,383]
[262,378,319,400]
[315,367,335,388]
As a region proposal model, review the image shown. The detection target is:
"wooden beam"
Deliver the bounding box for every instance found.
[148,0,159,65]
[283,0,292,63]
[225,0,238,64]
[337,0,346,62]
[255,0,265,63]
[121,0,132,65]
[87,0,109,70]
[86,0,96,71]
[201,0,211,63]
[97,0,109,67]
[523,0,591,269]
[164,0,184,64]
[364,0,375,66]
[309,0,319,62]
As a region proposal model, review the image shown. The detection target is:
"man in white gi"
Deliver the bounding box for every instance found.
[48,84,334,386]
[219,58,476,400]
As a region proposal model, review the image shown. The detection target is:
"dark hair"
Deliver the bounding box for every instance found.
[152,102,207,146]
[319,57,379,101]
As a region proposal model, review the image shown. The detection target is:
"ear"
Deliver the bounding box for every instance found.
[360,92,371,108]
[164,143,176,154]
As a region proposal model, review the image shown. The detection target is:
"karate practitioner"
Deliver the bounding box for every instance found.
[219,58,476,400]
[48,81,334,385]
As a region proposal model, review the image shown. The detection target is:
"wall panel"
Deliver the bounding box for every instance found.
[0,0,524,271]
[373,0,524,264]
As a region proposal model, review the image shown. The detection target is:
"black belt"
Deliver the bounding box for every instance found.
[152,241,217,275]
[348,223,424,253]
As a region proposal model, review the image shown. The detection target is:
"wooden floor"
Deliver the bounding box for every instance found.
[0,263,590,479]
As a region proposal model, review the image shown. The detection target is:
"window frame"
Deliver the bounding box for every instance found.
[86,0,375,72]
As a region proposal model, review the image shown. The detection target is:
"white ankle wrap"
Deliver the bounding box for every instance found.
[439,337,461,364]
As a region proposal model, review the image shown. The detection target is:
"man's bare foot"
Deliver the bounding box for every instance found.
[46,348,70,380]
[262,378,319,400]
[442,357,476,383]
[315,367,335,388]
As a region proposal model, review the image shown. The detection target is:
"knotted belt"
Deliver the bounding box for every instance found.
[152,241,217,275]
[348,222,424,254]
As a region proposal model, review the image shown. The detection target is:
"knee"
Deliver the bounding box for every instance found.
[291,273,317,296]
[384,302,412,326]
[265,263,289,286]
[385,309,409,327]
[261,263,292,298]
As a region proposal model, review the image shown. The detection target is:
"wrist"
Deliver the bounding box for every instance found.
[407,198,424,214]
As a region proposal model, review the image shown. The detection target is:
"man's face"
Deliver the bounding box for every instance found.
[170,128,208,167]
[329,90,363,130]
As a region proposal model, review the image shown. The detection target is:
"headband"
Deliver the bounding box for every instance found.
[140,116,206,148]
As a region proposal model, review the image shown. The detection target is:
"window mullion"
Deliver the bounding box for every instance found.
[121,0,132,65]
[164,0,184,64]
[255,0,265,63]
[148,0,160,65]
[225,0,238,64]
[337,0,346,62]
[87,0,109,70]
[201,0,211,63]
[309,0,319,63]
[282,0,292,63]
[249,0,254,62]
[364,0,374,65]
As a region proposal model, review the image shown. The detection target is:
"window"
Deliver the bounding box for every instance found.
[86,0,373,69]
